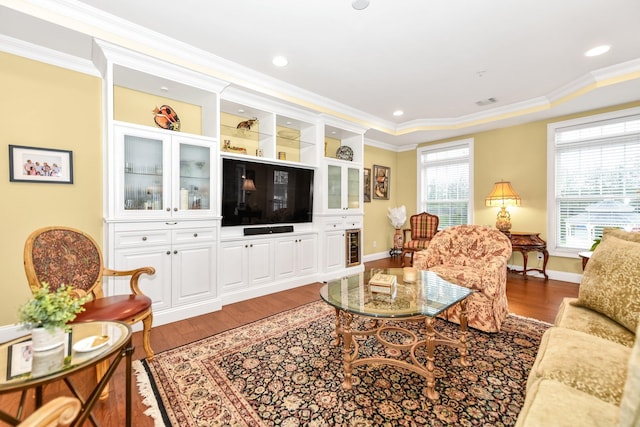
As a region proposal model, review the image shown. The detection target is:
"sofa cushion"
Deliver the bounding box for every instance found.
[619,324,640,427]
[515,378,618,427]
[575,233,640,332]
[528,327,631,405]
[602,227,640,244]
[554,297,635,347]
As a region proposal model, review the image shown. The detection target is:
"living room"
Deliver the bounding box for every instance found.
[1,1,639,425]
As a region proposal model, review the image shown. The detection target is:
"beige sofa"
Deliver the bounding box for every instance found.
[516,228,640,427]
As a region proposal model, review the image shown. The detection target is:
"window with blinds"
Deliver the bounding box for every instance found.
[548,109,640,253]
[418,139,474,228]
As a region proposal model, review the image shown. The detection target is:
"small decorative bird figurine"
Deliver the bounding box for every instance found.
[153,105,181,131]
[237,117,258,130]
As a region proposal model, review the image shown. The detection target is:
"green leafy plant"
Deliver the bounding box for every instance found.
[18,283,88,331]
[589,238,601,251]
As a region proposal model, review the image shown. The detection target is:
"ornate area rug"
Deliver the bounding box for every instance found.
[135,301,549,426]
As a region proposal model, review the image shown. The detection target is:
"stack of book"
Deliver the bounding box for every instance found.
[368,273,397,294]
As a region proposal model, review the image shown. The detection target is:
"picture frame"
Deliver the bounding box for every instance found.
[373,164,390,200]
[9,145,74,184]
[6,332,72,379]
[363,168,371,202]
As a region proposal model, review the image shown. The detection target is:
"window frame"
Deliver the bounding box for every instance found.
[416,138,474,228]
[546,106,640,257]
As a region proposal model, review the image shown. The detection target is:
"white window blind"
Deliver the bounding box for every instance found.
[418,140,473,228]
[551,112,640,251]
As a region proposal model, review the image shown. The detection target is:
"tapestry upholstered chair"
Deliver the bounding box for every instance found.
[413,224,512,332]
[18,396,80,427]
[24,227,156,359]
[400,212,439,266]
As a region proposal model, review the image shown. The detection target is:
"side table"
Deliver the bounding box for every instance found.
[578,251,593,270]
[505,231,549,280]
[0,321,133,427]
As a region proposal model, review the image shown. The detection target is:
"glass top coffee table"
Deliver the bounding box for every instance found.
[320,268,473,400]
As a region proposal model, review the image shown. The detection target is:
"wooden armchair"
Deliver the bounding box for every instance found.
[400,212,439,266]
[24,226,156,359]
[23,226,156,398]
[18,397,80,427]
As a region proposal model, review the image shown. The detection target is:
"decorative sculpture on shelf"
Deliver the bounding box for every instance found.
[387,205,407,252]
[236,117,258,130]
[152,105,180,131]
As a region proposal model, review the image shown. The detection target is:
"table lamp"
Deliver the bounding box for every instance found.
[485,181,521,233]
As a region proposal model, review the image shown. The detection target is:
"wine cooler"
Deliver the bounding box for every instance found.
[345,228,361,267]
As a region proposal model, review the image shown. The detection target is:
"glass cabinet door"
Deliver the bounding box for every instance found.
[347,167,360,210]
[177,142,211,211]
[327,164,342,210]
[123,134,165,212]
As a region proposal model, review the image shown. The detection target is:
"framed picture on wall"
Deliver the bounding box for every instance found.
[373,164,390,200]
[9,145,74,184]
[363,168,371,202]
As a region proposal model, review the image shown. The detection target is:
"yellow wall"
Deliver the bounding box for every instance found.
[114,86,202,134]
[0,52,103,325]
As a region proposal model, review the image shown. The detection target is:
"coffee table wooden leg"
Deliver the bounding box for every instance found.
[458,299,471,367]
[340,311,355,390]
[424,316,439,400]
[332,307,341,346]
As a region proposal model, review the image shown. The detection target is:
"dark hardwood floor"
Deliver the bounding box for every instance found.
[0,257,579,426]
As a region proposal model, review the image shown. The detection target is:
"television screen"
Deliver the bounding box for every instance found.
[221,158,314,227]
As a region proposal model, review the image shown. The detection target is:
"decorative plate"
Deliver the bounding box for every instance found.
[336,145,354,161]
[73,335,109,353]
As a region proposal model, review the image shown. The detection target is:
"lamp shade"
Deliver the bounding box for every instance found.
[242,178,256,192]
[485,181,521,207]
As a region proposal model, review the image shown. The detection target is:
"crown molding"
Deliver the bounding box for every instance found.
[365,138,415,152]
[0,33,99,76]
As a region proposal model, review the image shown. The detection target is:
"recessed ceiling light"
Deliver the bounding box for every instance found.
[393,110,404,117]
[160,86,169,92]
[272,56,288,67]
[352,0,370,10]
[238,109,245,113]
[585,45,611,57]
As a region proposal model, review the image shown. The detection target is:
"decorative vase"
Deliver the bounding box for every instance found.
[31,327,65,351]
[394,228,403,249]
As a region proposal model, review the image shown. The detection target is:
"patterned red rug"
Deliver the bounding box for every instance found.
[135,301,549,426]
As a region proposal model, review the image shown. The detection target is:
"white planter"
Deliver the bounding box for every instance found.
[31,345,65,377]
[31,327,65,351]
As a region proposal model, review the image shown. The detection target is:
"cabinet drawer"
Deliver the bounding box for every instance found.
[324,221,344,231]
[172,228,216,243]
[345,219,362,229]
[115,230,171,248]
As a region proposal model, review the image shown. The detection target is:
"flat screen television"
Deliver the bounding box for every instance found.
[221,158,314,227]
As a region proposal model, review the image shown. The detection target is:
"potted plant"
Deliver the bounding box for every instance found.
[18,283,87,351]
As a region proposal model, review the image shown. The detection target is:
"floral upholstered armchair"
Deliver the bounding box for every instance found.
[413,224,512,332]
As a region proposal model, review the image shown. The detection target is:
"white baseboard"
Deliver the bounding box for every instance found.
[507,264,582,284]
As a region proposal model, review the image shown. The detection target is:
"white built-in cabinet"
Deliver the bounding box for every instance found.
[92,39,369,326]
[95,39,226,328]
[219,238,275,300]
[111,222,217,317]
[318,121,365,277]
[274,234,318,280]
[326,161,361,212]
[106,121,221,326]
[113,123,216,218]
[321,216,363,273]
